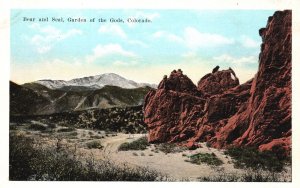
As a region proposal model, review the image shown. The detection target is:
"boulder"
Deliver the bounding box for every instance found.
[198,68,239,96]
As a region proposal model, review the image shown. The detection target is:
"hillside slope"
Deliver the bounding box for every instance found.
[10,81,51,115]
[11,82,151,115]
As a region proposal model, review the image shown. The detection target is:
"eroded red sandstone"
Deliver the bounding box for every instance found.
[143,10,291,154]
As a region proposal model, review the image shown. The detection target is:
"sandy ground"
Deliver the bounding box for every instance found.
[13,122,292,181]
[85,133,245,180]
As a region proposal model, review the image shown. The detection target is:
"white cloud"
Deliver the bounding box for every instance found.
[167,34,184,43]
[86,44,136,63]
[113,60,138,66]
[98,25,148,48]
[213,54,257,67]
[29,24,82,53]
[128,40,148,48]
[98,24,127,38]
[152,27,234,49]
[152,31,183,43]
[152,31,164,38]
[181,51,198,59]
[183,27,234,49]
[240,35,261,48]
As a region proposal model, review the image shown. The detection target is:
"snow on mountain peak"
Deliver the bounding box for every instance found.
[34,73,157,89]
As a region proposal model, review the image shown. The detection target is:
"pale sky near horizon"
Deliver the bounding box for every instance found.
[11,9,275,85]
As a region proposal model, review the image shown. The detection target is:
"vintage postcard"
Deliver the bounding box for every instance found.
[7,7,293,183]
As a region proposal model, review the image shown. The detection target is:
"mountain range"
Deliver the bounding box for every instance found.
[10,73,156,115]
[34,73,157,90]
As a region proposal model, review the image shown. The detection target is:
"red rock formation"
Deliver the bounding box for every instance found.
[143,10,291,155]
[231,10,291,151]
[144,69,205,143]
[258,136,291,159]
[144,67,245,145]
[198,68,239,96]
[193,79,253,143]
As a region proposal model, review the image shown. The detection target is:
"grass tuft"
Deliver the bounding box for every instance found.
[57,127,76,132]
[156,143,187,154]
[28,123,47,131]
[187,152,223,166]
[86,141,103,149]
[224,147,290,172]
[118,137,149,151]
[197,168,289,182]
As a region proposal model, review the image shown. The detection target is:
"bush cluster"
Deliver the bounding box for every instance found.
[57,127,76,132]
[118,136,149,151]
[188,152,223,166]
[224,147,289,172]
[86,141,103,149]
[156,143,187,154]
[9,133,166,181]
[198,168,289,182]
[28,123,47,131]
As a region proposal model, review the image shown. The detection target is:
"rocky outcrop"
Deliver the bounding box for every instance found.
[144,10,291,155]
[144,69,205,143]
[231,10,291,150]
[198,68,239,96]
[157,69,201,96]
[144,67,245,143]
[193,79,253,142]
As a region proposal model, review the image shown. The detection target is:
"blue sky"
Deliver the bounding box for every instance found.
[11,9,275,84]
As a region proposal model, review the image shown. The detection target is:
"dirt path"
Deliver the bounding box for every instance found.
[102,134,135,155]
[94,133,243,180]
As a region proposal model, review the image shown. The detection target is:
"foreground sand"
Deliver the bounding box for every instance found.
[82,133,291,181]
[13,124,292,181]
[100,134,242,180]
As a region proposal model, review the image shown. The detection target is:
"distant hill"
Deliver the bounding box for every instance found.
[33,73,157,90]
[11,81,153,115]
[10,81,51,115]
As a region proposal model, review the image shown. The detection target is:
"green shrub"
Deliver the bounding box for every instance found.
[206,142,212,148]
[157,143,187,154]
[86,141,103,149]
[66,131,78,137]
[118,137,149,151]
[41,129,55,134]
[57,127,75,132]
[9,133,36,180]
[90,135,103,139]
[224,147,288,172]
[10,124,18,130]
[9,133,167,181]
[197,169,289,182]
[187,152,223,166]
[48,124,57,129]
[28,123,47,131]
